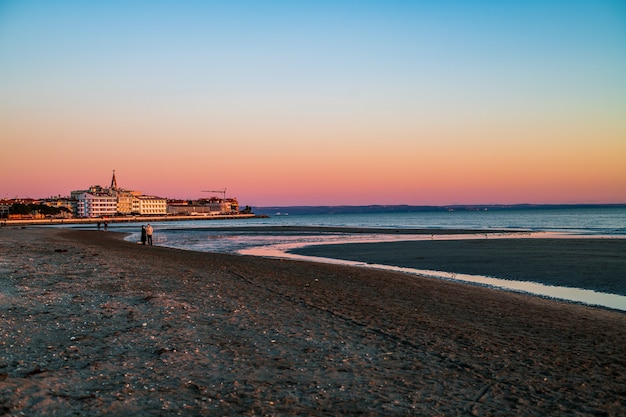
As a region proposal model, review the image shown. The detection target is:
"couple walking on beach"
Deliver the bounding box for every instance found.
[141,224,153,245]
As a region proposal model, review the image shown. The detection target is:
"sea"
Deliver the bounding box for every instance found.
[103,206,626,311]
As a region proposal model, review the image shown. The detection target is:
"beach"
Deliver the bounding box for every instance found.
[1,227,625,416]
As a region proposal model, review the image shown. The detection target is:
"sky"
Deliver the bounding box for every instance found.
[1,0,625,206]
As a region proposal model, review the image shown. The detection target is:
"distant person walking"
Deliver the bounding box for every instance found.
[104,222,108,232]
[146,224,153,245]
[141,226,147,245]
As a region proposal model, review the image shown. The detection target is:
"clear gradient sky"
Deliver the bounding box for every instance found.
[1,1,625,206]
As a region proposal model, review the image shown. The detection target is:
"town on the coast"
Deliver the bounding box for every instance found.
[1,171,253,222]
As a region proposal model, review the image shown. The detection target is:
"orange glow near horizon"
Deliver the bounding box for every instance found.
[1,106,625,205]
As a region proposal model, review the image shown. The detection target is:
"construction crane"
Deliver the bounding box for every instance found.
[201,189,227,200]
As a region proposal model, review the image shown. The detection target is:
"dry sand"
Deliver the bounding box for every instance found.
[1,227,625,416]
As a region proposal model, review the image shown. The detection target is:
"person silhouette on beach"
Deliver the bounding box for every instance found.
[141,225,147,245]
[145,224,153,245]
[104,222,108,232]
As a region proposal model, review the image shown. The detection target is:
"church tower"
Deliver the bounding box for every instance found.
[110,170,118,190]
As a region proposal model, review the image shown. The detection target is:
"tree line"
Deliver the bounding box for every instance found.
[2,203,71,217]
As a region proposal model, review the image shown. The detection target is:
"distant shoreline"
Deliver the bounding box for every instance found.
[0,213,258,226]
[253,203,626,215]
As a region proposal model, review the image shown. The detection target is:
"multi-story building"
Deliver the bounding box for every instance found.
[73,191,167,218]
[75,192,117,218]
[166,197,239,215]
[116,190,142,214]
[0,199,11,217]
[135,195,167,215]
[72,171,157,217]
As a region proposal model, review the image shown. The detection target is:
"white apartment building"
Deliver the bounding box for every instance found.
[74,193,167,217]
[76,193,117,218]
[72,172,167,217]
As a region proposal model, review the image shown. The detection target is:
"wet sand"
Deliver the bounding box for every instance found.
[291,238,626,296]
[1,227,625,416]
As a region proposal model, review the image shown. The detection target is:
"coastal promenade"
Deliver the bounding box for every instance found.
[1,213,257,227]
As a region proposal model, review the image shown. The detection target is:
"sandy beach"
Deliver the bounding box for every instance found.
[1,227,625,416]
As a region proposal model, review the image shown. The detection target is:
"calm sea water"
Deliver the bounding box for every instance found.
[112,207,626,311]
[117,207,626,250]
